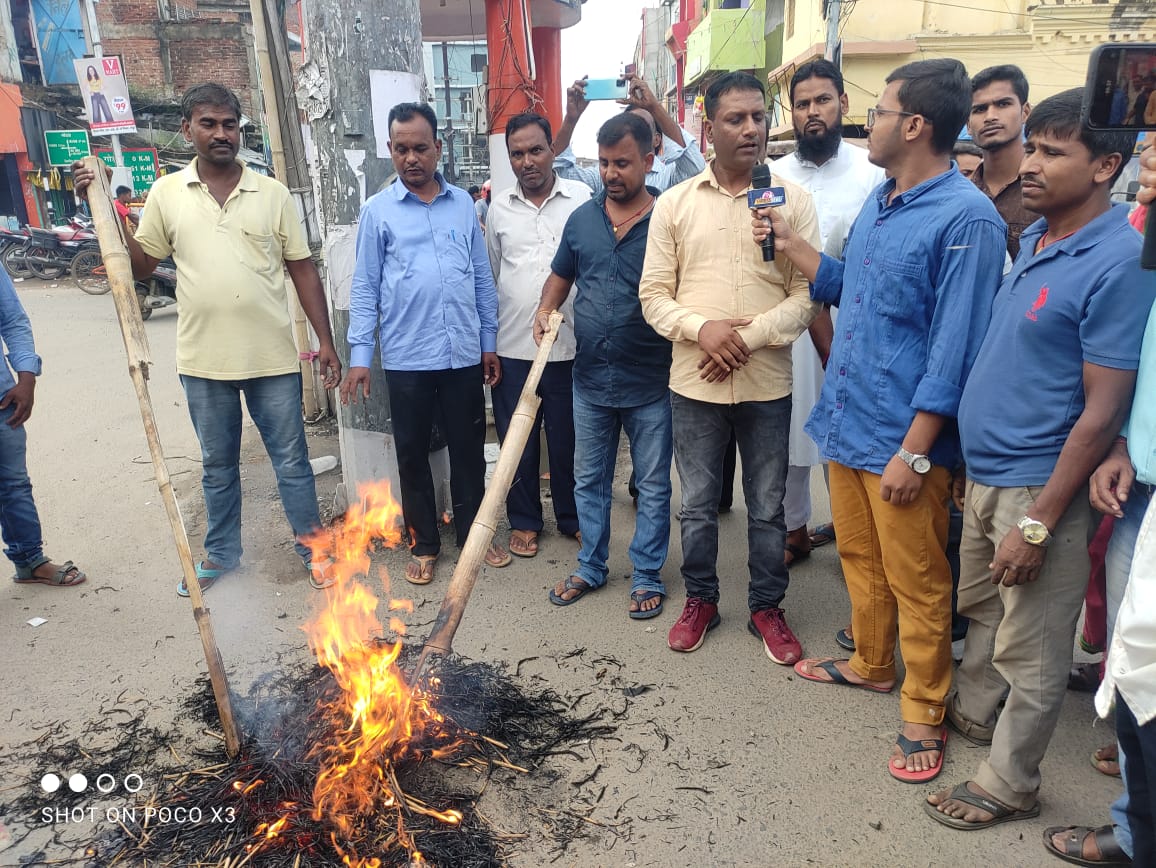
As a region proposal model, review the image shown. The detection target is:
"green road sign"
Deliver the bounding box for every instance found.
[45,130,91,166]
[96,148,158,191]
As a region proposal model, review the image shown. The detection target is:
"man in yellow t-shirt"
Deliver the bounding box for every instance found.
[74,83,341,596]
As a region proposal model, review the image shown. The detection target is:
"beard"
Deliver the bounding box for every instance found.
[795,123,842,164]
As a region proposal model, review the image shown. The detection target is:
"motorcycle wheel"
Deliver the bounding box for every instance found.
[2,243,31,279]
[136,285,153,321]
[26,247,67,280]
[71,248,111,295]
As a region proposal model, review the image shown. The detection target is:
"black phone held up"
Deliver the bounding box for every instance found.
[1082,43,1156,268]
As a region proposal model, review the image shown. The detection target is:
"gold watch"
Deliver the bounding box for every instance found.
[1017,516,1052,547]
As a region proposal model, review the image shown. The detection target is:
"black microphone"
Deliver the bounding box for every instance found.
[751,163,775,262]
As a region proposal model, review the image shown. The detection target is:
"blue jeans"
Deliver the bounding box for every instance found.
[0,404,44,568]
[671,392,791,611]
[572,390,671,595]
[1105,485,1151,858]
[181,373,320,567]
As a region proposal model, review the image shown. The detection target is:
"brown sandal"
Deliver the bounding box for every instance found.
[405,555,438,585]
[509,530,539,558]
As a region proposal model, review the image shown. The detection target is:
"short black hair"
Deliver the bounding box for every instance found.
[789,58,844,104]
[704,71,766,120]
[505,112,552,147]
[886,59,972,155]
[467,185,480,195]
[116,185,132,196]
[1025,88,1135,186]
[596,112,653,156]
[952,140,983,159]
[971,64,1029,105]
[181,83,242,122]
[388,102,439,139]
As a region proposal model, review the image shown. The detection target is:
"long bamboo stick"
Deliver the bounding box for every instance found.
[82,156,243,757]
[414,311,565,678]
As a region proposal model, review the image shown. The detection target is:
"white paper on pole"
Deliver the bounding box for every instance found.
[368,70,422,159]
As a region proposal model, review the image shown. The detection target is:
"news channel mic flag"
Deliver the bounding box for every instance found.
[73,56,138,137]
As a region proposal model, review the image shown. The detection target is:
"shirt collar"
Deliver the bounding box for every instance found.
[876,165,955,208]
[389,172,450,202]
[179,157,259,191]
[593,185,662,208]
[695,161,761,197]
[506,173,573,206]
[1021,204,1133,257]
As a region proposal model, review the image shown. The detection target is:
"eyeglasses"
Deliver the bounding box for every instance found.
[866,107,917,128]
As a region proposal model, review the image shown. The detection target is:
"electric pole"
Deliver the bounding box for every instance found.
[441,42,457,184]
[300,0,435,510]
[824,0,842,66]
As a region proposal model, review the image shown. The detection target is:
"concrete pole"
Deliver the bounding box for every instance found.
[300,0,435,512]
[824,0,842,65]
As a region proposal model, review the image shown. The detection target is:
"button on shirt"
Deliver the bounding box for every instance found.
[550,188,671,408]
[0,273,41,395]
[772,142,886,251]
[486,175,591,361]
[807,168,1006,473]
[960,206,1152,487]
[349,175,497,372]
[639,163,821,404]
[553,128,706,194]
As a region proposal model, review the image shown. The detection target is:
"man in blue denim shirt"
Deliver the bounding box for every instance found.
[0,274,86,588]
[536,112,673,619]
[759,59,1005,783]
[342,102,507,585]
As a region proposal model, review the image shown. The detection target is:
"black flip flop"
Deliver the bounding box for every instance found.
[549,575,595,607]
[629,589,665,620]
[835,628,856,651]
[923,781,1040,830]
[793,659,893,693]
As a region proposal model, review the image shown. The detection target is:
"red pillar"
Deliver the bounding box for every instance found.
[485,0,536,136]
[531,27,562,133]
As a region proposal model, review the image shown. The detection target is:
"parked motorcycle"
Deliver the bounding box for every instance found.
[71,251,177,320]
[3,218,99,280]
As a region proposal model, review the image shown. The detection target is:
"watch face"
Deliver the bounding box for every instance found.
[1021,521,1048,544]
[913,456,932,474]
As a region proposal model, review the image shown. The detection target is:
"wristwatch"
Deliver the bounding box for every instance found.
[1017,516,1052,547]
[896,447,932,475]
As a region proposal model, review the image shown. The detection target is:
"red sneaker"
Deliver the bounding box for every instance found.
[749,607,802,665]
[668,597,720,652]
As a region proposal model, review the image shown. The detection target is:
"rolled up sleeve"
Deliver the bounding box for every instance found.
[811,253,846,306]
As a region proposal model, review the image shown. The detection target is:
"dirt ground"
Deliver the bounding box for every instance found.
[0,281,1120,867]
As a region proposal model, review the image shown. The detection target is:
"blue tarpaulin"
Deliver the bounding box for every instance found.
[32,0,85,85]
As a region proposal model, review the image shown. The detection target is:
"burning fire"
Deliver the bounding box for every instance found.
[271,481,464,865]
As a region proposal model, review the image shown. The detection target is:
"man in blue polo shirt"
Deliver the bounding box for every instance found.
[342,102,508,586]
[926,89,1152,831]
[535,112,673,619]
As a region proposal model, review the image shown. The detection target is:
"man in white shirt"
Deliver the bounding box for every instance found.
[486,113,591,558]
[770,59,885,568]
[551,74,705,194]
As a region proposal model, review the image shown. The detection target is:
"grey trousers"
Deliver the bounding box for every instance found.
[951,480,1094,809]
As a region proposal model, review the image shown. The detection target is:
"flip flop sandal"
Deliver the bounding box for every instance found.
[549,575,595,607]
[793,658,894,693]
[509,531,539,559]
[628,589,665,620]
[809,523,836,547]
[888,728,947,784]
[13,557,86,587]
[305,556,338,590]
[923,782,1040,830]
[1090,746,1121,778]
[177,561,228,597]
[1042,824,1132,867]
[484,544,512,568]
[835,628,856,652]
[405,555,438,586]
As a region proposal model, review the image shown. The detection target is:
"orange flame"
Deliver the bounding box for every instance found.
[295,481,461,866]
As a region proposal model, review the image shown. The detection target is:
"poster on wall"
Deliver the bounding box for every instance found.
[72,55,138,136]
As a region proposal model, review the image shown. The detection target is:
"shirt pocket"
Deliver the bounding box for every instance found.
[441,227,472,276]
[872,258,926,319]
[234,229,278,274]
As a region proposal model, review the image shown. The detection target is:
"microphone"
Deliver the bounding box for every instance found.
[748,163,785,263]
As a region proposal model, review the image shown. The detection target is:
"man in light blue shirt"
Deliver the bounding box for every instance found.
[341,102,506,585]
[0,273,86,588]
[551,74,705,194]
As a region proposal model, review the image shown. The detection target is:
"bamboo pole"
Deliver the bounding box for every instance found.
[82,156,243,757]
[414,312,565,678]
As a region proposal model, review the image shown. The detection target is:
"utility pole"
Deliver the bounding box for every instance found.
[301,0,436,511]
[78,0,126,182]
[824,0,842,67]
[441,42,457,184]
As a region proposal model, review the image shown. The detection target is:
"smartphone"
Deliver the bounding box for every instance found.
[1083,43,1156,131]
[584,78,629,101]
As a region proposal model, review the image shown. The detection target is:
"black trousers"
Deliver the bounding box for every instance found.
[386,365,486,556]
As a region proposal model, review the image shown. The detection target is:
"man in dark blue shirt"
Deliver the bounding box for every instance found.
[927,89,1152,832]
[535,112,673,620]
[758,58,1006,784]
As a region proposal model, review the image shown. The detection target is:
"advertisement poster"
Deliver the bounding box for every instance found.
[73,55,137,136]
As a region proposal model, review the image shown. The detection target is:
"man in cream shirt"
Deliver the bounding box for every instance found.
[640,71,819,661]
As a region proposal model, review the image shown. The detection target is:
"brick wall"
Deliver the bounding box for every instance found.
[170,37,252,103]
